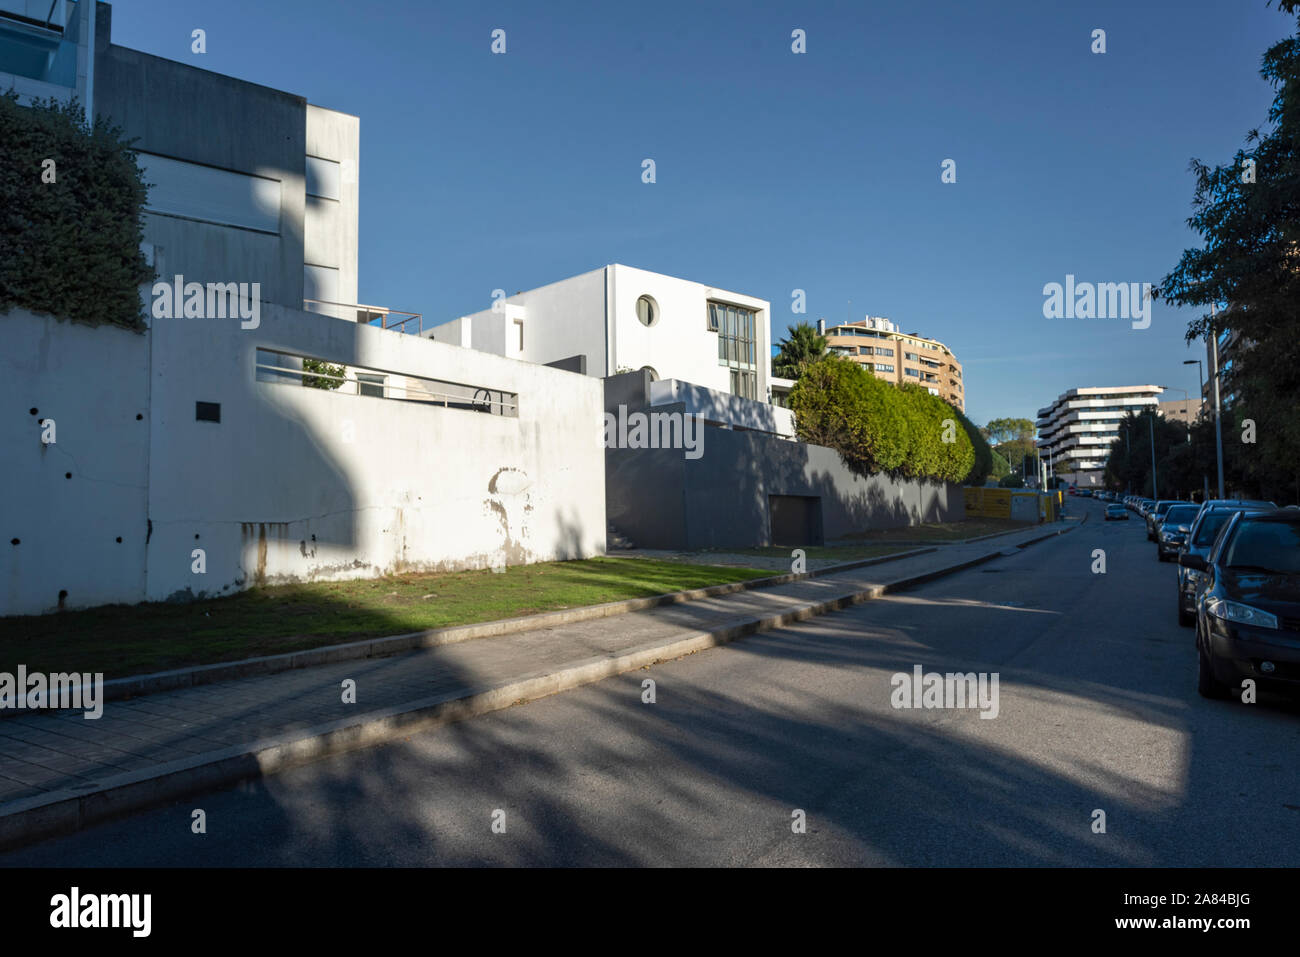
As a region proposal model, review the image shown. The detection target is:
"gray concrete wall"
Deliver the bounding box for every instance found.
[604,371,961,550]
[94,21,307,308]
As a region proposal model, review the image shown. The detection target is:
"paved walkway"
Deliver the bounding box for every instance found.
[0,521,1076,812]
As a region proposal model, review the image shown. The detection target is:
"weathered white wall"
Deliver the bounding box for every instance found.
[1,308,150,614]
[1,298,606,616]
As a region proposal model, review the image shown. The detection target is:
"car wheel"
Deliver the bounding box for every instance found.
[1178,597,1194,627]
[1197,635,1230,700]
[1157,549,1166,562]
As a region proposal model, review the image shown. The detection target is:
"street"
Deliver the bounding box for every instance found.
[4,497,1298,867]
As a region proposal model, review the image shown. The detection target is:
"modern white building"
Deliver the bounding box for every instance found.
[426,264,772,403]
[1036,385,1164,487]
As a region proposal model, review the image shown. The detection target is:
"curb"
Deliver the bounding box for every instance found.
[14,544,942,711]
[0,520,1079,852]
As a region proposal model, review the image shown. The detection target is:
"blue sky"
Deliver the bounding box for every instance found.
[112,0,1287,425]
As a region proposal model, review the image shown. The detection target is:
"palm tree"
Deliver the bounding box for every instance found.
[773,320,827,378]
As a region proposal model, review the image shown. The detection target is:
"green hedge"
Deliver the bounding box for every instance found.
[789,356,989,484]
[0,92,153,331]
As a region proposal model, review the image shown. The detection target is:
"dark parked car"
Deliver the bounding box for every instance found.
[1177,506,1274,626]
[1105,504,1128,521]
[1147,500,1188,541]
[1181,510,1300,699]
[1156,503,1201,561]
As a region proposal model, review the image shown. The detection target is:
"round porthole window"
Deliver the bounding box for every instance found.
[636,294,658,327]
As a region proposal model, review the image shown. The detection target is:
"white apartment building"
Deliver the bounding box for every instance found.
[425,264,772,402]
[1036,385,1164,487]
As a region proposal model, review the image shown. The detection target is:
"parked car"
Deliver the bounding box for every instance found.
[1181,510,1300,699]
[1156,503,1201,561]
[1193,499,1276,523]
[1078,488,1093,497]
[1147,500,1188,541]
[1105,504,1128,521]
[1177,506,1274,626]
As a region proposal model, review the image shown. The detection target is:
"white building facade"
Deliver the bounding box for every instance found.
[426,264,772,403]
[1036,385,1164,487]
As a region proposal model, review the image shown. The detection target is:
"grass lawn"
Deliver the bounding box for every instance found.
[0,557,770,678]
[833,518,1026,543]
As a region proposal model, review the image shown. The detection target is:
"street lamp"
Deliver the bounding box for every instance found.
[1208,304,1226,498]
[1148,407,1159,501]
[1182,359,1210,501]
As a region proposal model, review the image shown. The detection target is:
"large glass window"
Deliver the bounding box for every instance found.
[710,301,757,399]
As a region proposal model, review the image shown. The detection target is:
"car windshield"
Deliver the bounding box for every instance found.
[1223,520,1300,574]
[1193,511,1235,545]
[1164,505,1199,525]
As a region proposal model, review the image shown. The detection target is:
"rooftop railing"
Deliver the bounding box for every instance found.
[304,299,423,336]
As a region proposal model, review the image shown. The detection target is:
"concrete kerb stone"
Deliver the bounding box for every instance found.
[38,544,941,710]
[0,520,1080,851]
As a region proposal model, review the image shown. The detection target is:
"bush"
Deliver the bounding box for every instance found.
[0,92,154,331]
[789,356,983,483]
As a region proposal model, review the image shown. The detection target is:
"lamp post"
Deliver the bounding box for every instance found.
[1148,408,1159,501]
[1208,305,1226,498]
[1183,359,1209,501]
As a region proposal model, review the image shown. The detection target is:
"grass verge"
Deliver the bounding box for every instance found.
[0,557,770,677]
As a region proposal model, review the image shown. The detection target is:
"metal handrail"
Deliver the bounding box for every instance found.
[255,359,518,414]
[303,299,423,336]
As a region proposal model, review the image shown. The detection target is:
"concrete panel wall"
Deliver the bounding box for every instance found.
[1,308,150,615]
[94,42,307,308]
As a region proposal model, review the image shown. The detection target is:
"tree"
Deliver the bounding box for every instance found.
[1157,0,1300,502]
[773,320,827,379]
[302,357,346,390]
[983,417,1034,445]
[788,356,987,484]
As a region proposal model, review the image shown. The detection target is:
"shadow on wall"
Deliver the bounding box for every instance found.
[604,371,958,551]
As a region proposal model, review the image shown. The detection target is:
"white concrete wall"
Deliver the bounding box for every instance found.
[1,308,150,615]
[143,302,605,602]
[610,264,770,400]
[1,297,605,616]
[427,268,607,372]
[304,104,359,310]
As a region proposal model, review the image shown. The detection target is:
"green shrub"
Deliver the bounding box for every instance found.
[789,357,984,483]
[0,92,154,331]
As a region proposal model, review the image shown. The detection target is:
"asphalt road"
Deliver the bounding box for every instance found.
[4,496,1299,866]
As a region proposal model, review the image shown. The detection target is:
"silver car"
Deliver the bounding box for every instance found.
[1156,503,1201,561]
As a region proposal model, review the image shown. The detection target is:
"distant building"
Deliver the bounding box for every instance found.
[1159,397,1202,425]
[818,316,965,411]
[1036,386,1164,488]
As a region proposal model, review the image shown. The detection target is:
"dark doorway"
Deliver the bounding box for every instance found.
[770,494,824,547]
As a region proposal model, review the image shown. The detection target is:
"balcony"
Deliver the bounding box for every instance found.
[304,299,423,335]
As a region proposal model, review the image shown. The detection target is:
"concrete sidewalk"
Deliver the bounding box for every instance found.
[0,517,1081,850]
